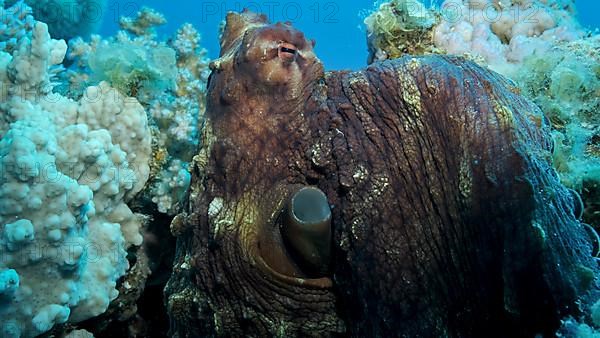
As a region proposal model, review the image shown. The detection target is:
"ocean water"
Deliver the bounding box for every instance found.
[100,0,600,70]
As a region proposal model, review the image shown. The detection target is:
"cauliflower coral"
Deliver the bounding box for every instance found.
[0,21,150,337]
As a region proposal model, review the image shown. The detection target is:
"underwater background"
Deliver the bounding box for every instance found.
[99,0,600,70]
[0,0,599,336]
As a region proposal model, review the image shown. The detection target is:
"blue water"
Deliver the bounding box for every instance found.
[100,1,600,70]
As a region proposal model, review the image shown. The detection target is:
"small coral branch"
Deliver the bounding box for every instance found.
[119,7,167,38]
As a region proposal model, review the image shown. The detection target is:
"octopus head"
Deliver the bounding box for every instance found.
[207,10,323,105]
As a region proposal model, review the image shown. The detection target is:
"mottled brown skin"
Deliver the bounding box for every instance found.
[165,11,599,337]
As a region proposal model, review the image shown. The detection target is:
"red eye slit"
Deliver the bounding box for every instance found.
[278,42,298,62]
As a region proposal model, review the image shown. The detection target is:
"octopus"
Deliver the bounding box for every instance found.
[165,10,599,337]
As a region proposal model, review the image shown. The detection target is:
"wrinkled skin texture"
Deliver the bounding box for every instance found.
[165,11,599,337]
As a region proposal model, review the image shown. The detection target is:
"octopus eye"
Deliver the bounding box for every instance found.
[278,42,298,62]
[281,186,332,276]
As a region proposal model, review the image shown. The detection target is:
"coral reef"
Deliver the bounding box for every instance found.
[166,11,598,337]
[364,0,438,62]
[0,21,150,337]
[0,1,35,54]
[88,42,177,102]
[432,0,582,76]
[0,2,209,337]
[64,7,209,215]
[64,329,94,338]
[5,0,107,40]
[119,6,165,38]
[1,4,208,336]
[366,0,584,73]
[515,36,600,226]
[150,160,191,214]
